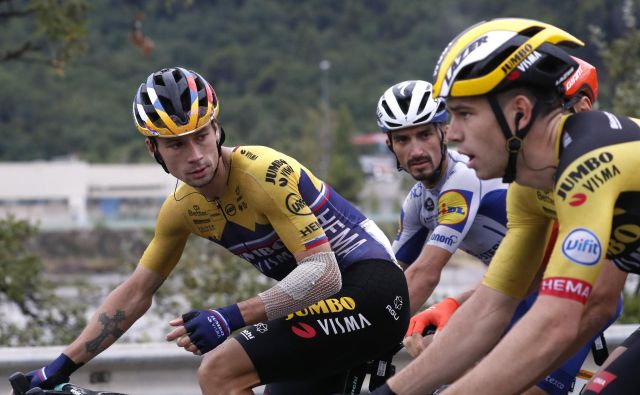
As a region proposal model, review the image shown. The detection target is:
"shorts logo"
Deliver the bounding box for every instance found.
[254,323,268,333]
[317,313,372,335]
[285,297,357,320]
[240,329,254,341]
[291,322,316,339]
[562,228,601,265]
[394,296,403,310]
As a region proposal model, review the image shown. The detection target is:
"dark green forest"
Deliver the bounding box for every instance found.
[1,0,639,169]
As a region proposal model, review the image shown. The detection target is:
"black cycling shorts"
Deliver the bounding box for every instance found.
[234,259,409,394]
[581,327,640,395]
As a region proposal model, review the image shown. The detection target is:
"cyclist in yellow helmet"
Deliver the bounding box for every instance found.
[372,18,636,395]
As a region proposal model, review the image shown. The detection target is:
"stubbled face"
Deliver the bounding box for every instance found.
[388,123,444,182]
[151,123,220,188]
[446,96,508,180]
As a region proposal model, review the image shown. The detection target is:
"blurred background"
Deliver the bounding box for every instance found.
[1,0,640,391]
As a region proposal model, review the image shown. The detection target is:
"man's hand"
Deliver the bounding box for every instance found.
[405,297,459,337]
[21,353,82,391]
[166,304,245,354]
[403,298,459,358]
[404,333,435,358]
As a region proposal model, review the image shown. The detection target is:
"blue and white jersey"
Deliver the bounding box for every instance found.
[393,150,507,266]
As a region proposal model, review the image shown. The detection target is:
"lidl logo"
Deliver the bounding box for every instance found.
[562,228,602,265]
[438,190,470,226]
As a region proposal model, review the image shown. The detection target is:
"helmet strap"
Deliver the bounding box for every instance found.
[217,124,226,154]
[149,137,170,174]
[423,124,447,185]
[385,135,403,171]
[487,94,540,183]
[562,92,586,113]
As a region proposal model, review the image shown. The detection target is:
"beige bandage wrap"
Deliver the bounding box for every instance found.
[258,251,342,321]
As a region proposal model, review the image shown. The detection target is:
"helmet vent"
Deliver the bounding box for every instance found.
[180,90,191,113]
[397,96,411,115]
[134,111,145,126]
[159,96,178,121]
[519,26,544,38]
[536,55,564,74]
[147,111,161,124]
[417,93,430,113]
[171,69,184,82]
[140,91,152,105]
[414,113,432,124]
[381,100,395,119]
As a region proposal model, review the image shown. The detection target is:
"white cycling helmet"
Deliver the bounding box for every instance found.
[376,80,448,132]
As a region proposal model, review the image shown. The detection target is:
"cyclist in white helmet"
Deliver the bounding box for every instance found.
[377,80,506,318]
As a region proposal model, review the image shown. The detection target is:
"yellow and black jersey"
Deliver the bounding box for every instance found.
[139,146,395,280]
[483,111,640,304]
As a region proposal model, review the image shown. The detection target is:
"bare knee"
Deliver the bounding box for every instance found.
[197,339,259,395]
[198,347,236,394]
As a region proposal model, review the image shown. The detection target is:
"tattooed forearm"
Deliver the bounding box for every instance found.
[85,310,126,353]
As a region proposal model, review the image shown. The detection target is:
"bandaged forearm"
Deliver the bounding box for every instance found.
[258,251,342,321]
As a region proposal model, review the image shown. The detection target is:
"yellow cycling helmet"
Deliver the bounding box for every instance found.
[432,18,584,98]
[133,67,219,137]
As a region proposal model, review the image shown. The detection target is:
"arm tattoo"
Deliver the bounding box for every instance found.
[85,310,126,353]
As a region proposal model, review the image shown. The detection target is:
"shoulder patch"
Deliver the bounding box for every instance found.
[561,228,602,266]
[438,189,472,232]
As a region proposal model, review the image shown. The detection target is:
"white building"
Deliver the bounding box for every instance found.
[0,160,177,230]
[0,152,407,230]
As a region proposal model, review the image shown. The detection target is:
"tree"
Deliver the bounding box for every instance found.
[326,106,365,203]
[590,0,640,116]
[0,0,89,73]
[150,236,272,318]
[0,216,86,345]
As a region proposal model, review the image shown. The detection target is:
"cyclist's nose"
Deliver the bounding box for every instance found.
[185,140,204,162]
[448,119,463,143]
[408,138,428,157]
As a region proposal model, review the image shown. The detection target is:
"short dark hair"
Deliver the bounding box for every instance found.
[496,85,563,117]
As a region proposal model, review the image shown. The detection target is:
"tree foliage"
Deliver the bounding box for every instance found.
[0,0,88,72]
[151,236,272,318]
[0,216,86,345]
[590,0,640,116]
[2,0,637,173]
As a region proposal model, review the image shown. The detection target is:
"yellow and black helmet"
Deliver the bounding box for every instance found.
[432,18,584,98]
[133,67,219,137]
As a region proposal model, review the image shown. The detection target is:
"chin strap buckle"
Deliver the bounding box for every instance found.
[505,135,523,154]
